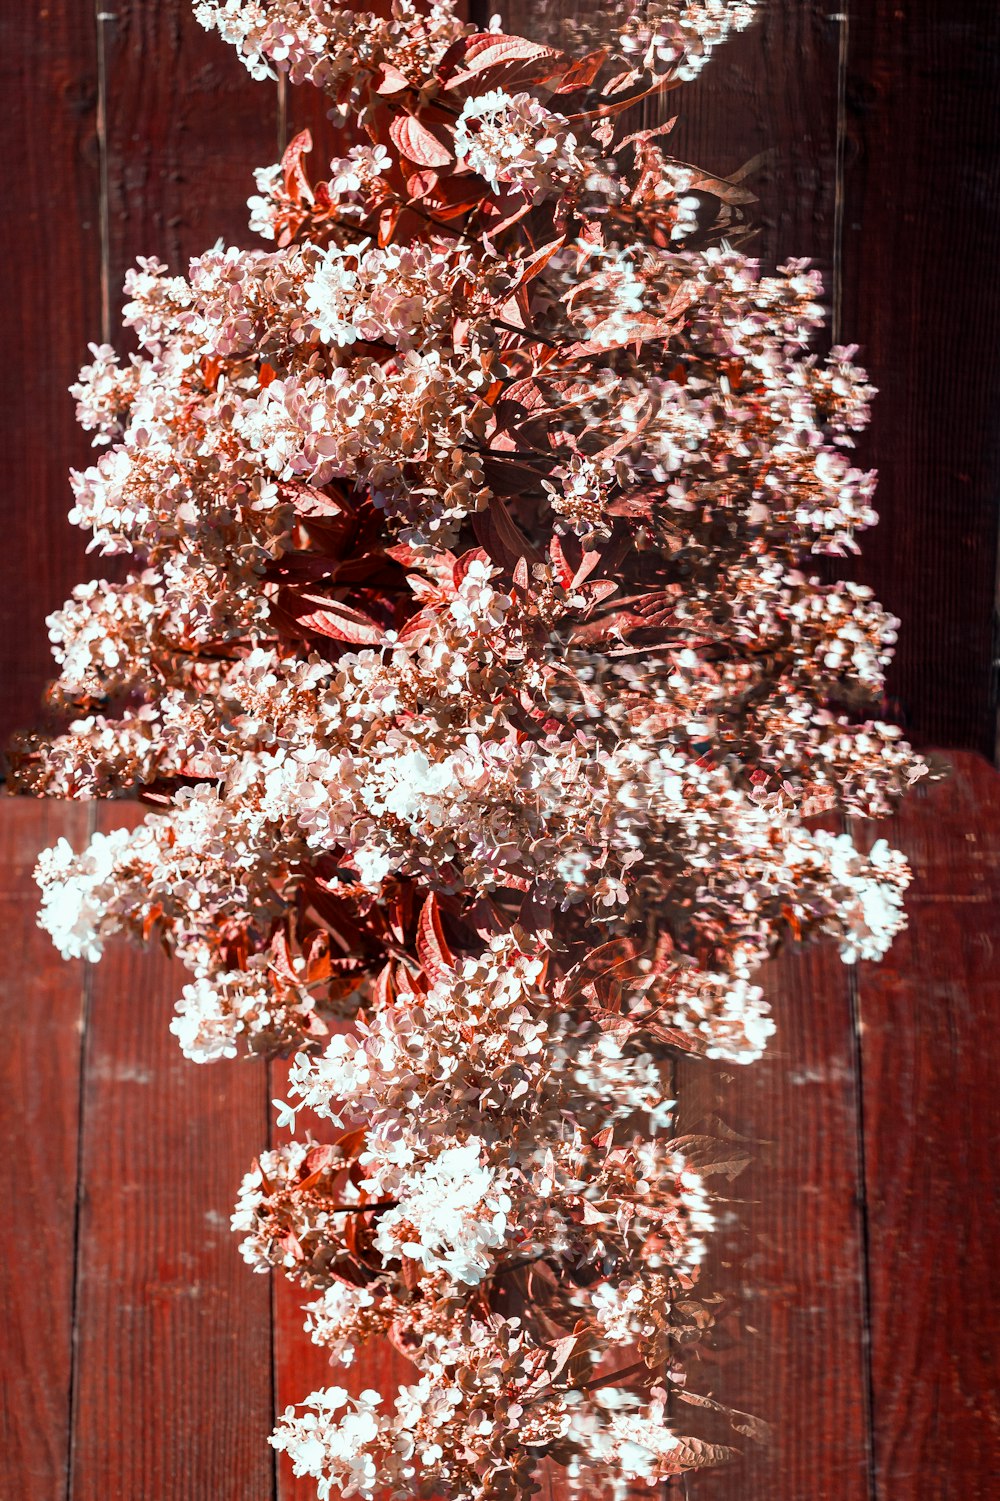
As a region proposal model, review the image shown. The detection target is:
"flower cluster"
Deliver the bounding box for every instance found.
[16,0,930,1495]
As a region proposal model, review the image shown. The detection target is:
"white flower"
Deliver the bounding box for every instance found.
[455,89,591,201]
[34,829,131,962]
[372,1139,512,1286]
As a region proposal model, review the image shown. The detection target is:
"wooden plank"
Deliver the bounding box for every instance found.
[70,803,274,1501]
[0,7,102,744]
[100,0,278,327]
[839,4,1000,757]
[855,752,1000,1499]
[0,799,89,1499]
[675,945,871,1501]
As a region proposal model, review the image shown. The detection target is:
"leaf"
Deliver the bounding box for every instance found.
[283,589,384,644]
[416,893,455,984]
[617,118,679,153]
[548,1333,578,1378]
[684,163,759,207]
[673,1388,772,1443]
[378,201,402,246]
[669,1134,752,1182]
[453,547,491,588]
[668,1436,739,1469]
[580,579,619,608]
[406,168,439,201]
[552,47,609,94]
[446,35,566,97]
[506,236,566,295]
[281,128,313,206]
[374,62,412,95]
[389,113,454,168]
[284,482,347,519]
[462,33,563,71]
[269,926,300,984]
[473,499,542,570]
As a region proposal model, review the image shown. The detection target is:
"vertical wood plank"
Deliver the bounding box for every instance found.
[0,800,89,1500]
[856,753,1000,1499]
[100,0,278,326]
[70,803,274,1501]
[0,8,101,744]
[840,3,1000,756]
[675,947,871,1501]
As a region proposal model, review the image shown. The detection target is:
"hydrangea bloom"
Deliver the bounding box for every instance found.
[14,0,932,1495]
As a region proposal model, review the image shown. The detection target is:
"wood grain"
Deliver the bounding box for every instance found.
[675,944,871,1501]
[855,752,1000,1500]
[0,8,101,744]
[69,802,274,1501]
[839,3,1000,758]
[0,800,90,1500]
[100,0,278,328]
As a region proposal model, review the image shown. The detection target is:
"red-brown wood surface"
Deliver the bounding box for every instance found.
[838,5,1000,761]
[0,800,90,1500]
[0,7,102,746]
[69,805,274,1501]
[100,3,278,328]
[856,753,1000,1499]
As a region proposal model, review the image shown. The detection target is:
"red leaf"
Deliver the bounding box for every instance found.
[549,1333,579,1377]
[453,546,491,588]
[416,893,455,984]
[284,482,347,519]
[570,549,602,589]
[281,128,313,206]
[446,33,565,95]
[549,536,574,589]
[378,201,401,246]
[580,579,619,607]
[406,169,439,200]
[372,962,395,1011]
[462,33,562,71]
[270,926,299,983]
[284,590,384,644]
[507,236,566,295]
[552,47,609,94]
[389,113,454,169]
[374,62,412,95]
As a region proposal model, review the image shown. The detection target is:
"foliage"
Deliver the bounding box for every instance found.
[13,1,928,1495]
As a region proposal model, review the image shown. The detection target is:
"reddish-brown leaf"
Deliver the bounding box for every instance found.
[552,48,609,94]
[281,128,313,206]
[389,113,454,169]
[374,62,412,95]
[416,893,455,984]
[283,589,384,644]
